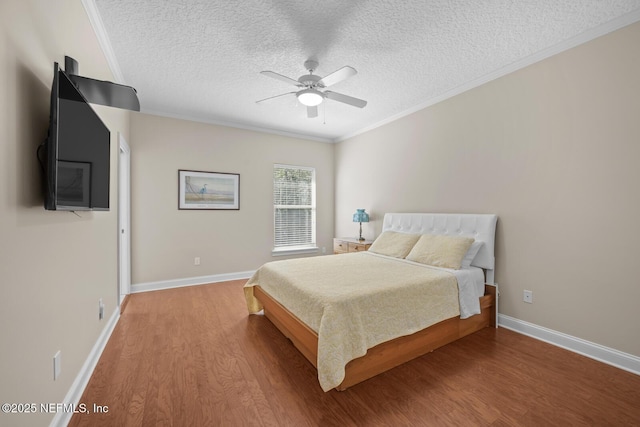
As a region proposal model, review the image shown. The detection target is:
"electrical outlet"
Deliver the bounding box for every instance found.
[322,247,326,254]
[194,257,201,266]
[523,290,533,304]
[98,298,105,320]
[53,351,61,380]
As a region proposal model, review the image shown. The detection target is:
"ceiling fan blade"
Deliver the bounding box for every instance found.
[307,106,318,118]
[324,91,367,108]
[255,91,296,104]
[260,71,301,87]
[318,66,357,87]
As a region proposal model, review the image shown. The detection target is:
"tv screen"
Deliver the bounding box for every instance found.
[41,62,111,211]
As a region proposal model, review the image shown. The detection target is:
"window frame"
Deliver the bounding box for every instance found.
[272,163,318,256]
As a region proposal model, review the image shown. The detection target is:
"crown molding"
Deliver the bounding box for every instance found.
[81,0,125,83]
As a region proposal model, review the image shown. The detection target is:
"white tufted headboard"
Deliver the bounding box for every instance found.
[382,213,498,283]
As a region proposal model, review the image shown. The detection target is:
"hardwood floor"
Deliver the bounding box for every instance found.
[69,280,640,426]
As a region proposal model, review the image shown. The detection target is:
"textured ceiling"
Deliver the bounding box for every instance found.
[90,0,640,142]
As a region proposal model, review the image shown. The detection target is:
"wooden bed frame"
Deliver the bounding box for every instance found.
[254,284,496,391]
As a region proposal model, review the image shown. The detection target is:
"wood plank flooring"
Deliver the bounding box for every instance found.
[69,280,640,426]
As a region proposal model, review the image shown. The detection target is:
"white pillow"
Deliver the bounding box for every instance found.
[406,234,474,269]
[368,231,420,258]
[461,240,484,268]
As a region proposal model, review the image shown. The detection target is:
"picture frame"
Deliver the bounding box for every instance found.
[57,161,91,208]
[178,170,240,210]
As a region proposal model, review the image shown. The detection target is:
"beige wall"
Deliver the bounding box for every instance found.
[0,1,129,426]
[129,113,334,284]
[2,2,637,422]
[335,22,640,357]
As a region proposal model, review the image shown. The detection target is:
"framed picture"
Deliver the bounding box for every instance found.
[178,170,240,210]
[57,161,91,208]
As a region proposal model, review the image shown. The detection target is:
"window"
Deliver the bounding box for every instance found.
[273,164,317,255]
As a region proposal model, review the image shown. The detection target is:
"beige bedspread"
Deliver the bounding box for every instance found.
[244,252,460,391]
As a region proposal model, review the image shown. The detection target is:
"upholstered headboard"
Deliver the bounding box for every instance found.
[382,213,498,282]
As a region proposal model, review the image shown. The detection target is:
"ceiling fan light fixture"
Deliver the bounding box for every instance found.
[297,88,323,106]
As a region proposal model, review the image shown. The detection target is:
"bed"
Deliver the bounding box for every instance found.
[244,213,498,391]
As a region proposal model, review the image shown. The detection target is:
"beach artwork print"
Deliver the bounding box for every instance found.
[178,170,240,210]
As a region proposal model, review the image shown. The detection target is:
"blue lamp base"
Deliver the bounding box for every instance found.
[353,209,369,242]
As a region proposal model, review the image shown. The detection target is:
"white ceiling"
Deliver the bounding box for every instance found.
[89,0,640,142]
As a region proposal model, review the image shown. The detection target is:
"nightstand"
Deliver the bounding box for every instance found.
[333,237,373,254]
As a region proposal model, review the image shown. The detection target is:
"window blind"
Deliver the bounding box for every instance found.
[273,165,316,248]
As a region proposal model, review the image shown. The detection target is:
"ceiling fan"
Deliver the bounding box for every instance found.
[256,60,367,118]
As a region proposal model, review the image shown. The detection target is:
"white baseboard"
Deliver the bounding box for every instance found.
[49,307,120,427]
[498,314,640,376]
[131,270,255,294]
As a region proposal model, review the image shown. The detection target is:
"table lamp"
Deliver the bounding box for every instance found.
[352,209,370,241]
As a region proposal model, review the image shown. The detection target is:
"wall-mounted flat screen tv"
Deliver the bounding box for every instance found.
[39,62,110,211]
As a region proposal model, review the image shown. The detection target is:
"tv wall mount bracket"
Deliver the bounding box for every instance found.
[64,56,140,112]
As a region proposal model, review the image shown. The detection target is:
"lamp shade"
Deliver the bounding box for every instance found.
[297,89,324,106]
[352,209,369,223]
